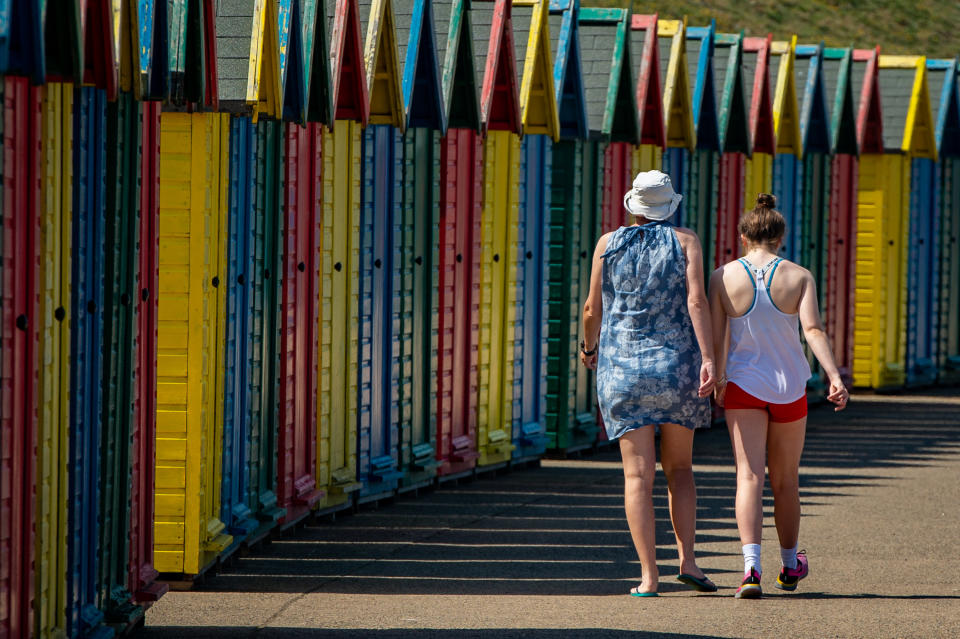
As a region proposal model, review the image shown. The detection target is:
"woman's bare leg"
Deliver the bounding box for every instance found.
[619,426,658,593]
[658,423,705,579]
[727,409,769,546]
[766,418,806,550]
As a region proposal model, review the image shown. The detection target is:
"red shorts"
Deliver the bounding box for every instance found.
[724,382,807,422]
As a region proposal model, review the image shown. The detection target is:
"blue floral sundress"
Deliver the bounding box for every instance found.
[597,222,710,438]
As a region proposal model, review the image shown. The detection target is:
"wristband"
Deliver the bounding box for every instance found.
[580,340,597,356]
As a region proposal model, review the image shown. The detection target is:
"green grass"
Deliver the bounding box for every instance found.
[592,0,960,59]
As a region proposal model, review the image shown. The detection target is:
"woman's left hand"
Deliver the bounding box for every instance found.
[698,361,716,397]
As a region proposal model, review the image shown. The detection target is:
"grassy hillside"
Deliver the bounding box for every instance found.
[591,1,960,59]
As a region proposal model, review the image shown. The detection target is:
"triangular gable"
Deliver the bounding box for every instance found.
[927,58,960,157]
[770,38,802,156]
[203,0,220,109]
[45,1,83,82]
[822,47,859,155]
[631,14,665,148]
[435,0,480,131]
[162,0,207,105]
[1,0,45,81]
[548,0,587,140]
[328,0,369,123]
[577,7,638,144]
[742,35,775,154]
[83,0,120,98]
[215,0,282,120]
[302,0,335,125]
[397,0,445,130]
[685,24,720,151]
[358,0,405,129]
[713,32,750,154]
[148,0,168,98]
[852,47,883,154]
[279,0,307,122]
[512,0,559,139]
[657,19,695,150]
[878,55,937,160]
[117,0,157,99]
[471,0,520,134]
[795,43,831,154]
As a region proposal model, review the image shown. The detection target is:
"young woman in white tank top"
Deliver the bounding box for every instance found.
[708,193,848,599]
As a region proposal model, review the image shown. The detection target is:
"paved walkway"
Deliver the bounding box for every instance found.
[141,389,960,638]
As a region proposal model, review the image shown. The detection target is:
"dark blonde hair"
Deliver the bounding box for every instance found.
[738,193,785,247]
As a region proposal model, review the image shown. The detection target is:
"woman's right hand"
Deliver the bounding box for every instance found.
[714,378,727,407]
[826,378,848,411]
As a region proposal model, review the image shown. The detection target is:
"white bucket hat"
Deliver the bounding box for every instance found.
[623,170,682,221]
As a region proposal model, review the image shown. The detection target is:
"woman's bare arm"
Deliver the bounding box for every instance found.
[798,271,848,411]
[677,229,715,396]
[580,233,611,369]
[708,267,730,404]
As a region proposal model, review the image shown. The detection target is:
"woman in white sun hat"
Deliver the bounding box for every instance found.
[581,170,717,597]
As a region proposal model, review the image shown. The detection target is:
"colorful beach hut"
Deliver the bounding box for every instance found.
[684,23,721,268]
[1,78,42,639]
[769,39,804,261]
[471,0,521,467]
[66,84,110,639]
[434,0,483,478]
[154,112,233,575]
[587,7,639,236]
[355,0,406,502]
[315,0,368,511]
[742,35,775,206]
[545,0,595,452]
[821,47,860,386]
[657,19,696,228]
[629,14,665,178]
[875,56,939,387]
[511,0,558,462]
[395,0,446,490]
[927,58,960,383]
[712,30,751,268]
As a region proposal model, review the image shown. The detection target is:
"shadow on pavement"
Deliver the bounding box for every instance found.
[137,628,729,639]
[158,391,959,600]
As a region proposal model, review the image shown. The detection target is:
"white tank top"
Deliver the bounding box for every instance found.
[726,258,811,403]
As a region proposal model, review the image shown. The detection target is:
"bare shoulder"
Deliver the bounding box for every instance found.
[775,259,813,281]
[594,231,615,257]
[672,226,700,245]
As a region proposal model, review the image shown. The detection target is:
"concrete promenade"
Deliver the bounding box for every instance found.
[141,390,960,638]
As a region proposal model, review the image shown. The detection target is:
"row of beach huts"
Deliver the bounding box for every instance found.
[2,0,959,637]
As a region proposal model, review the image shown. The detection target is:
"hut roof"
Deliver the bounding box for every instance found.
[877,55,937,159]
[713,32,750,154]
[852,47,883,153]
[357,0,406,129]
[548,0,587,140]
[657,19,695,150]
[770,38,802,156]
[433,0,480,130]
[741,35,775,154]
[685,24,720,151]
[926,58,960,157]
[794,43,831,154]
[577,7,639,143]
[821,47,859,155]
[630,14,665,148]
[327,0,369,122]
[470,0,520,133]
[216,0,283,119]
[396,0,445,129]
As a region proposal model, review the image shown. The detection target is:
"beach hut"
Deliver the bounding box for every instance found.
[874,56,939,387]
[821,47,860,386]
[770,38,803,261]
[471,0,521,468]
[315,0,368,511]
[511,0,558,462]
[355,0,406,502]
[742,35,775,206]
[589,7,639,235]
[629,14,665,178]
[927,58,960,383]
[544,0,593,452]
[97,91,148,625]
[434,0,483,478]
[33,82,73,639]
[712,31,751,268]
[66,85,110,639]
[684,24,721,268]
[657,19,696,228]
[275,2,334,528]
[154,112,233,576]
[394,0,446,489]
[0,78,42,639]
[129,100,168,605]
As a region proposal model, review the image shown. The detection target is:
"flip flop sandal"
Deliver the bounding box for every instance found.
[629,585,659,597]
[677,573,718,592]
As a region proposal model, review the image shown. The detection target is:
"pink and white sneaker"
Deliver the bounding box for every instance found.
[775,551,809,591]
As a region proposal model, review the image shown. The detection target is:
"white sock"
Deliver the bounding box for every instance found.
[780,545,798,570]
[742,543,761,575]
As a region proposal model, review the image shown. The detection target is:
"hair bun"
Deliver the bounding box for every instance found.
[756,193,777,208]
